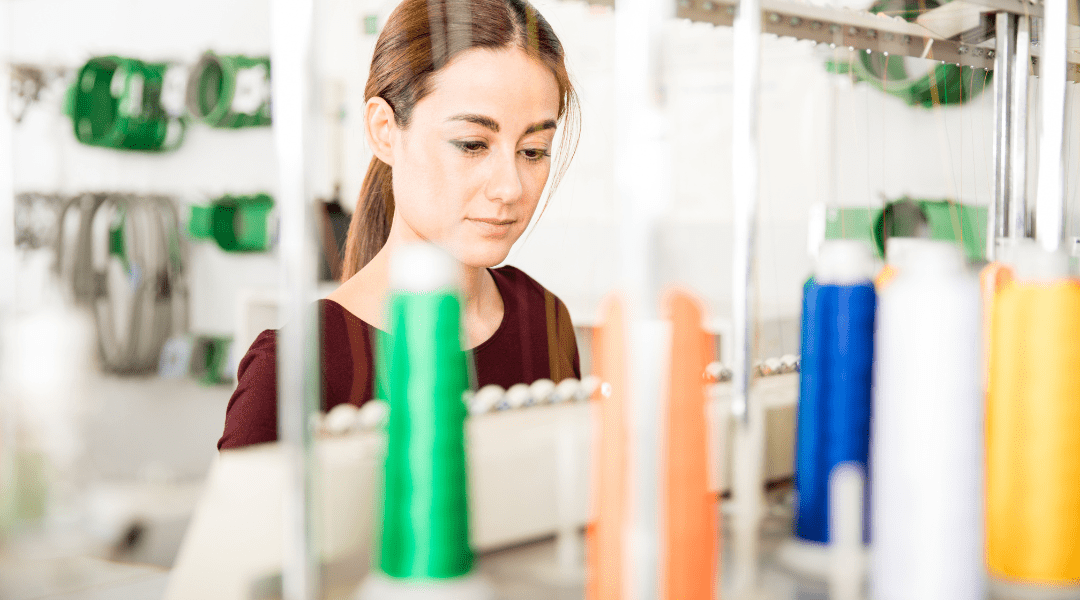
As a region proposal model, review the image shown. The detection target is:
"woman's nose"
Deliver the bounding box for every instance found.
[485,150,523,204]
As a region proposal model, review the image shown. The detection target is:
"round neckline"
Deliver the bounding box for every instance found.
[320,266,510,352]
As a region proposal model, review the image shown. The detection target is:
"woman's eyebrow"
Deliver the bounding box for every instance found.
[446,115,557,135]
[448,114,500,132]
[524,119,557,135]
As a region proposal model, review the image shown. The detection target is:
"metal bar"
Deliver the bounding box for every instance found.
[991,12,1016,258]
[1035,0,1070,251]
[0,3,13,314]
[1009,15,1030,239]
[270,0,320,597]
[731,0,759,432]
[594,0,1080,81]
[731,0,765,594]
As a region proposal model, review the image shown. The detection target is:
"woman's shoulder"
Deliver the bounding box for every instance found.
[234,298,365,358]
[218,299,375,450]
[490,265,568,307]
[481,265,580,385]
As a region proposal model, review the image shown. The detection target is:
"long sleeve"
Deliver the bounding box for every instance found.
[218,330,280,450]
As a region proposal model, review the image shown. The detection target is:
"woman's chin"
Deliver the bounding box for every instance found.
[452,242,514,269]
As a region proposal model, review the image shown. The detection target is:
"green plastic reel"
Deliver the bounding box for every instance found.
[67,56,186,151]
[186,52,272,128]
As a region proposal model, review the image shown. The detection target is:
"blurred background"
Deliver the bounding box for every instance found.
[0,0,1077,598]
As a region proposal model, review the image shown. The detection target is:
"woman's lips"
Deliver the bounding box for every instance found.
[468,218,516,236]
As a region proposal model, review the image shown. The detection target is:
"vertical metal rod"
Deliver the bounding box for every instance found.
[270,0,320,598]
[1008,15,1030,239]
[0,2,14,314]
[731,0,763,595]
[990,12,1016,259]
[1036,0,1070,251]
[0,4,16,511]
[613,0,672,595]
[731,0,759,428]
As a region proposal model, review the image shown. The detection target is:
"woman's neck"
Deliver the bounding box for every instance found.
[329,227,504,348]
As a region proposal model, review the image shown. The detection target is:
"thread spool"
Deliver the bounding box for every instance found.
[528,378,556,405]
[358,399,389,430]
[829,463,865,600]
[553,378,579,404]
[189,335,233,384]
[188,194,276,253]
[986,244,1080,589]
[872,240,984,600]
[579,375,601,401]
[469,385,503,415]
[876,236,921,288]
[779,354,799,373]
[186,52,272,128]
[586,297,628,600]
[68,56,185,151]
[157,336,194,379]
[792,240,876,547]
[357,242,493,600]
[662,291,716,600]
[324,403,360,435]
[505,383,531,409]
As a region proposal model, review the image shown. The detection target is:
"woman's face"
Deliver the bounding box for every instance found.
[375,47,561,268]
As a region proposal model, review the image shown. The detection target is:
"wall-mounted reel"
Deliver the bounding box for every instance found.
[187,193,276,252]
[186,52,272,128]
[55,193,187,374]
[65,57,186,152]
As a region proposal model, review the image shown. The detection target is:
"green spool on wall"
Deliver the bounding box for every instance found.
[190,336,233,385]
[68,56,185,151]
[188,194,275,252]
[376,245,475,580]
[186,52,272,128]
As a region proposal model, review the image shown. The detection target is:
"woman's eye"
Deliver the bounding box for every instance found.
[453,140,488,154]
[520,148,551,162]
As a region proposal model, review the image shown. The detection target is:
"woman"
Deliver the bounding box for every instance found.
[219,0,581,449]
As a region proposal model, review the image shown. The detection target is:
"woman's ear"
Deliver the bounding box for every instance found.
[365,97,396,166]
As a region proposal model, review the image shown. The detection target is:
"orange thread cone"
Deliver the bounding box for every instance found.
[587,296,628,600]
[662,290,718,600]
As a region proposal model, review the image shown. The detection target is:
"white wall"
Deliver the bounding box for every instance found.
[8,0,1080,350]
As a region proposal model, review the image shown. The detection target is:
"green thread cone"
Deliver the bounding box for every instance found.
[376,246,474,580]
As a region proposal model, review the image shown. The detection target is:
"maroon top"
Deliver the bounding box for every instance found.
[218,266,580,450]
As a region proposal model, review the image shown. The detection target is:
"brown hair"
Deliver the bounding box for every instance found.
[340,0,580,280]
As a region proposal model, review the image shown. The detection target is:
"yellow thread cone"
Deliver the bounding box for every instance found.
[986,278,1080,583]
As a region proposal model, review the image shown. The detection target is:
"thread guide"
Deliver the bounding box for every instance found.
[587,0,1080,80]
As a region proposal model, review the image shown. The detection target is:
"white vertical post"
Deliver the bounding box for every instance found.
[1035,0,1070,252]
[613,0,672,594]
[731,0,763,595]
[271,0,320,598]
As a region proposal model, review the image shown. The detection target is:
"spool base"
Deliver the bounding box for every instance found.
[354,570,497,600]
[774,537,868,580]
[991,577,1080,600]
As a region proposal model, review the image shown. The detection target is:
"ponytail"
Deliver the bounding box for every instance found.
[341,156,394,281]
